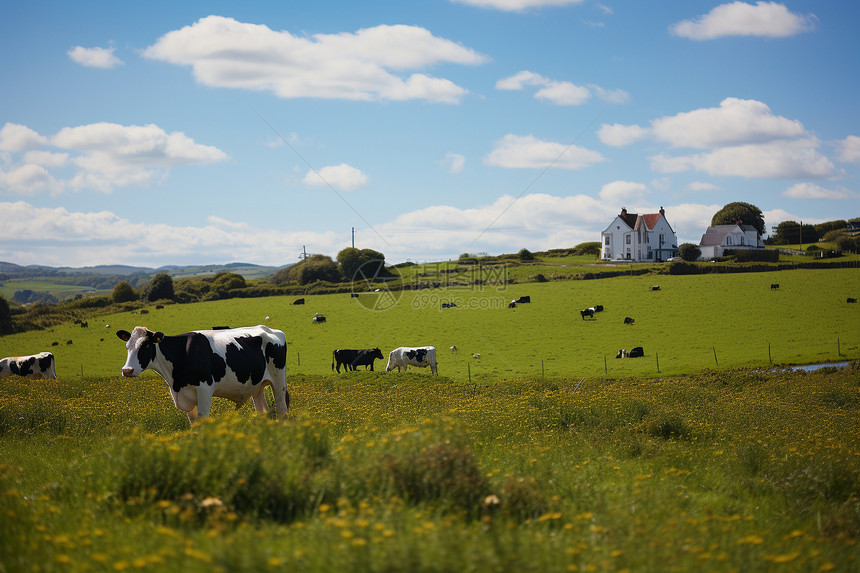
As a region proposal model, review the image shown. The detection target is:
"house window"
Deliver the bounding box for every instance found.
[741,236,745,246]
[659,234,664,244]
[604,236,610,245]
[626,235,631,245]
[726,236,732,246]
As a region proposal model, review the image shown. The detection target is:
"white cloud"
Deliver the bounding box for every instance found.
[303,163,368,191]
[67,45,123,68]
[651,98,806,149]
[0,164,64,195]
[451,0,586,12]
[671,2,817,40]
[598,181,647,203]
[686,181,722,192]
[484,134,606,170]
[0,122,228,195]
[440,152,466,174]
[837,135,860,163]
[0,123,48,152]
[496,70,626,106]
[143,16,487,104]
[597,123,648,147]
[650,138,838,179]
[783,182,855,200]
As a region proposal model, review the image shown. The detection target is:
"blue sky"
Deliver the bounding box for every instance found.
[1,0,858,268]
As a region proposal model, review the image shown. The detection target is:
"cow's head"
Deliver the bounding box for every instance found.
[373,348,384,360]
[116,327,164,377]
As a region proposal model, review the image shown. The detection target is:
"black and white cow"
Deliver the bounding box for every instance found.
[332,348,385,373]
[386,346,438,375]
[580,308,594,320]
[0,352,57,380]
[116,325,289,423]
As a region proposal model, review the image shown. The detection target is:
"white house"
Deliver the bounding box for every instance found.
[698,223,764,259]
[601,207,678,262]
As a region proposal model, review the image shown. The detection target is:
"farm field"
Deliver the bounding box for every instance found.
[0,279,111,302]
[2,267,857,381]
[1,366,858,572]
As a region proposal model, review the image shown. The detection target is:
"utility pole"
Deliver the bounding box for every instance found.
[352,227,355,249]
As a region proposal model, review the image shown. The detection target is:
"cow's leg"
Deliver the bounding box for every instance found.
[196,387,214,420]
[431,364,437,375]
[186,405,199,424]
[251,384,270,416]
[270,373,290,419]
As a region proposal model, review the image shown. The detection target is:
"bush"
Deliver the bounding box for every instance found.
[723,249,779,263]
[111,281,137,303]
[678,243,701,262]
[517,248,535,261]
[141,273,174,302]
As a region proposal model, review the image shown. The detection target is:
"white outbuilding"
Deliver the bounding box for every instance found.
[601,207,678,262]
[698,223,764,259]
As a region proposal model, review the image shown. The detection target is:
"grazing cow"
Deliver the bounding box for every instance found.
[848,298,857,303]
[386,346,438,375]
[156,305,164,309]
[594,305,604,312]
[293,298,305,305]
[80,321,88,328]
[624,317,635,325]
[580,308,594,320]
[508,300,517,309]
[615,349,627,359]
[651,286,661,291]
[116,325,289,424]
[66,340,73,345]
[441,302,458,309]
[0,352,57,380]
[771,284,780,290]
[450,346,458,352]
[628,346,644,358]
[140,310,149,315]
[472,353,481,359]
[51,341,59,346]
[312,314,326,323]
[331,348,385,373]
[350,293,359,298]
[515,296,531,304]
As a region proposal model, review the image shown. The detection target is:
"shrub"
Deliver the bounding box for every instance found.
[723,249,779,263]
[517,248,535,261]
[111,281,137,303]
[678,243,701,262]
[141,273,174,302]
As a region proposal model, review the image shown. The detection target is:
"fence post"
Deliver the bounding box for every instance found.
[656,352,660,373]
[713,347,718,366]
[542,359,545,379]
[297,352,300,367]
[468,362,471,384]
[768,342,772,364]
[838,338,841,357]
[604,355,608,375]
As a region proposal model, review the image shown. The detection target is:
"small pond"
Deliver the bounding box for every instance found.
[789,362,851,372]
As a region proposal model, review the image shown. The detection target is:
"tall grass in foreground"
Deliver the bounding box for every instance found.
[1,367,858,572]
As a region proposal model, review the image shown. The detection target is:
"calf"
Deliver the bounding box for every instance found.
[116,325,289,424]
[771,284,780,290]
[624,317,635,325]
[0,352,57,380]
[386,346,438,375]
[293,298,305,305]
[332,348,385,372]
[312,314,326,323]
[628,346,644,358]
[580,308,594,320]
[848,298,857,303]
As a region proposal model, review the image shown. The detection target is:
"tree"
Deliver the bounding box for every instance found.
[273,255,340,285]
[0,295,13,335]
[771,221,819,245]
[141,273,175,302]
[678,243,701,262]
[711,202,765,237]
[517,248,535,261]
[111,281,137,303]
[337,248,388,282]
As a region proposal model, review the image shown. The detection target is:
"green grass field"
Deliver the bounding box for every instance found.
[1,268,858,572]
[0,279,111,302]
[2,268,857,381]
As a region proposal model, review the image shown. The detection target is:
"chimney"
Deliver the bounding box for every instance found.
[621,207,627,218]
[659,206,665,216]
